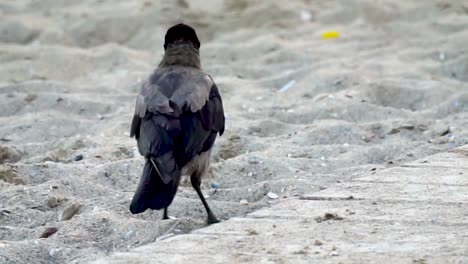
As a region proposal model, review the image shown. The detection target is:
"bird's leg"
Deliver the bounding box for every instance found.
[190,173,219,224]
[162,207,169,220]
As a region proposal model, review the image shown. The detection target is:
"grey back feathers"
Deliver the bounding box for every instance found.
[131,66,214,135]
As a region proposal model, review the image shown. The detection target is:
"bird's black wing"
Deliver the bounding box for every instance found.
[174,81,225,166]
[130,67,224,160]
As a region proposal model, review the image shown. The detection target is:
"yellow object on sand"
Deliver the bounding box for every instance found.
[322,31,340,39]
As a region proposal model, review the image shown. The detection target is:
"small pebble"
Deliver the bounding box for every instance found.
[40,227,58,239]
[1,209,11,216]
[239,199,249,205]
[448,134,455,142]
[439,52,445,60]
[97,114,105,120]
[267,192,279,199]
[46,197,58,208]
[73,154,83,161]
[25,94,38,103]
[247,172,253,177]
[44,161,55,166]
[314,240,323,246]
[248,158,260,164]
[330,251,339,256]
[211,182,220,189]
[246,229,259,235]
[49,247,62,257]
[315,213,343,223]
[61,202,81,221]
[361,136,371,143]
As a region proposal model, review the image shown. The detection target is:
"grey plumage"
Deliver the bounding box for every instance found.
[129,24,224,224]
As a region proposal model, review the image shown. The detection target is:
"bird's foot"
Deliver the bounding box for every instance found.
[162,208,172,220]
[207,214,220,224]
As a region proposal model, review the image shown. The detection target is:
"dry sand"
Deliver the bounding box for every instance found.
[1,0,467,263]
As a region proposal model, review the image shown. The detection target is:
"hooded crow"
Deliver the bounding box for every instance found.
[128,24,225,224]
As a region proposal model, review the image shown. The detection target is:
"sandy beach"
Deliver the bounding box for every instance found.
[1,0,467,263]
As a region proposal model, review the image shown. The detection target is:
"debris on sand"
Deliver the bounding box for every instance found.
[239,199,249,205]
[300,10,312,22]
[279,80,296,93]
[267,192,279,199]
[315,213,344,223]
[321,31,340,39]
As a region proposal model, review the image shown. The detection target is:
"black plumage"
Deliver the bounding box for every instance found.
[129,24,224,224]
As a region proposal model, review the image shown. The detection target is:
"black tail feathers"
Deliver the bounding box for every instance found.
[129,159,181,214]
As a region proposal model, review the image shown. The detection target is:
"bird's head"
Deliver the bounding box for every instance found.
[164,23,200,51]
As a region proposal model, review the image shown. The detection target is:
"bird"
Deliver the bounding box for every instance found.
[128,23,225,224]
